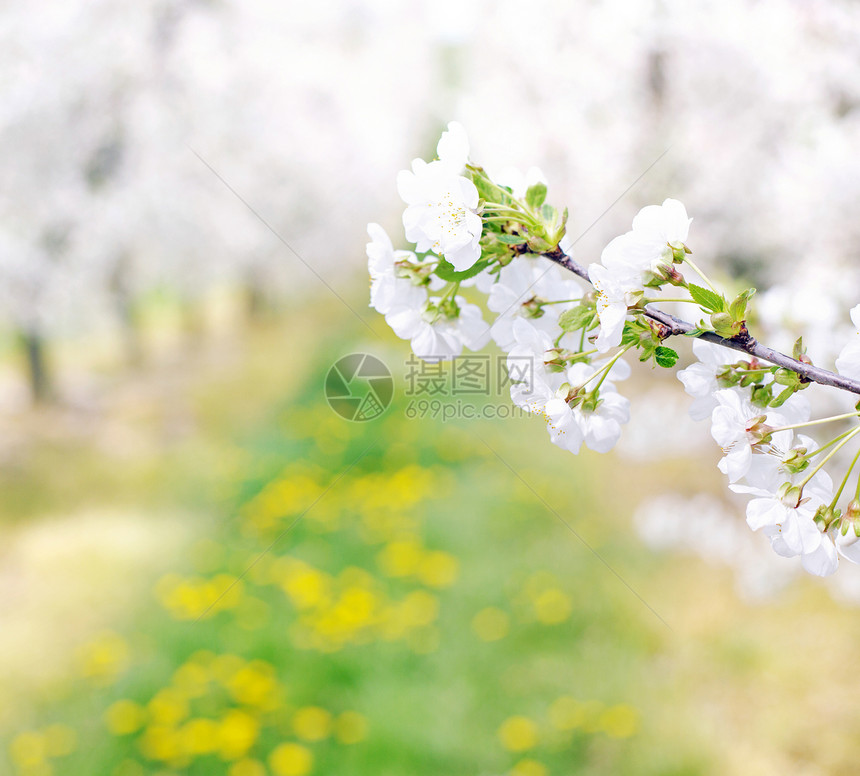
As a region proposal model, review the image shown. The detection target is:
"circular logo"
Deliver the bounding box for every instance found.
[325,353,393,422]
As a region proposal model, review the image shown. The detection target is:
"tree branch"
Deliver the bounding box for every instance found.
[540,246,860,397]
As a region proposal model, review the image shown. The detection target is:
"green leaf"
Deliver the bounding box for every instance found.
[540,204,557,226]
[525,182,547,210]
[728,288,755,323]
[469,166,506,205]
[688,284,725,313]
[434,257,491,282]
[769,385,797,408]
[750,383,773,408]
[472,180,499,205]
[654,346,679,368]
[495,233,527,245]
[792,337,806,361]
[478,242,510,260]
[621,321,643,348]
[557,306,594,332]
[684,328,706,337]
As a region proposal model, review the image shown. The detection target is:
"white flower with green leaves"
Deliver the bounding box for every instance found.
[588,258,639,353]
[733,464,837,577]
[488,258,581,352]
[624,198,692,279]
[385,294,488,362]
[397,122,483,272]
[542,362,631,455]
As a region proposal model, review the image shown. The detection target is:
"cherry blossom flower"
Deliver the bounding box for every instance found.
[726,422,838,575]
[588,199,693,353]
[366,223,428,315]
[624,198,692,277]
[487,258,581,351]
[384,294,488,361]
[505,321,630,455]
[832,525,860,564]
[507,320,560,412]
[542,362,631,454]
[677,339,733,420]
[710,389,779,482]
[588,260,636,353]
[397,122,483,272]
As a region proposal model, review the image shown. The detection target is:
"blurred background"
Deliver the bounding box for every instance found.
[3,0,860,774]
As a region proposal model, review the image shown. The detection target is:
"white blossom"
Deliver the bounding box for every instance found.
[487,258,581,352]
[677,339,733,421]
[366,223,428,315]
[587,199,692,354]
[507,319,559,412]
[710,389,781,482]
[397,122,483,272]
[749,473,835,577]
[385,294,489,361]
[624,198,692,276]
[832,523,860,564]
[506,322,630,455]
[588,261,636,354]
[542,362,631,455]
[728,430,838,575]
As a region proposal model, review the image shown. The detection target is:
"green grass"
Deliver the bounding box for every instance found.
[4,298,860,776]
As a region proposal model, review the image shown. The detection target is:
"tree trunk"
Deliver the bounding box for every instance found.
[20,329,51,404]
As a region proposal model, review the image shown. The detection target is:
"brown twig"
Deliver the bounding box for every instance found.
[541,247,860,397]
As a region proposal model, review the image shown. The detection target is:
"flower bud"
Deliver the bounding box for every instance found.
[745,415,773,444]
[710,312,735,337]
[626,288,645,308]
[663,265,688,286]
[840,500,860,537]
[774,368,799,387]
[420,300,439,324]
[543,348,568,372]
[580,391,602,413]
[521,296,547,319]
[832,500,860,558]
[668,241,690,263]
[646,262,687,288]
[814,504,837,532]
[715,364,740,388]
[777,482,802,509]
[781,446,809,474]
[555,382,580,405]
[396,260,434,285]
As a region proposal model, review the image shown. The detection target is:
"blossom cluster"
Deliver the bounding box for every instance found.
[369,122,860,577]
